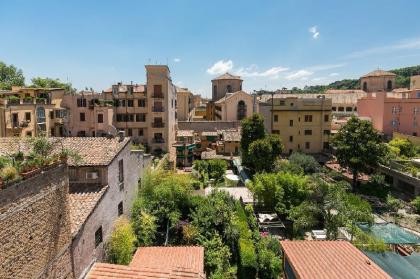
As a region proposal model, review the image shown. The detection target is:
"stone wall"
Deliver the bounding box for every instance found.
[0,164,74,279]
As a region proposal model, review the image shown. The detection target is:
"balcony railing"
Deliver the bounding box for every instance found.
[152,106,164,112]
[152,122,165,128]
[153,138,165,143]
[152,93,164,98]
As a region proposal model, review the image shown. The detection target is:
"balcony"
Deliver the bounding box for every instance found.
[152,106,164,112]
[152,122,165,128]
[152,93,164,99]
[152,138,165,143]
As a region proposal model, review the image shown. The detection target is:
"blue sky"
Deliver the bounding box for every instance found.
[1,0,420,97]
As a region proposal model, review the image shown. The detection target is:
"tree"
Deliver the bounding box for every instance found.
[288,201,320,236]
[106,217,136,265]
[30,77,76,93]
[193,159,227,184]
[388,137,416,158]
[288,152,320,174]
[240,113,266,166]
[0,61,25,90]
[199,234,232,277]
[248,135,283,173]
[132,210,157,246]
[331,116,387,191]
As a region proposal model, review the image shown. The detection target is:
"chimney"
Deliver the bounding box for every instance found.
[118,130,125,142]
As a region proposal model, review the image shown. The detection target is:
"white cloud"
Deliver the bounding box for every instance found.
[174,81,184,87]
[286,70,314,80]
[309,26,320,39]
[345,37,420,59]
[174,58,181,63]
[308,63,345,71]
[235,65,289,79]
[329,72,339,77]
[207,60,233,75]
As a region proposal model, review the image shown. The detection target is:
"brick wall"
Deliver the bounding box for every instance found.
[0,164,74,279]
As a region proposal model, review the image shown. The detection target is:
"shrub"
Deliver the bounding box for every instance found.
[388,137,416,158]
[411,197,420,214]
[132,210,157,246]
[0,166,20,183]
[386,194,405,212]
[288,152,320,174]
[106,217,136,265]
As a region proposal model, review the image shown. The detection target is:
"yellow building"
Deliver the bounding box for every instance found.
[176,87,193,121]
[211,72,243,101]
[0,86,66,137]
[259,96,332,154]
[213,90,255,121]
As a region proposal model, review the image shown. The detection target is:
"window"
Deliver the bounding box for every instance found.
[213,85,217,99]
[118,159,124,183]
[138,99,146,107]
[77,131,86,137]
[324,130,331,135]
[227,85,232,93]
[280,100,285,106]
[304,115,313,122]
[237,100,247,120]
[346,107,352,112]
[323,142,330,149]
[138,128,144,136]
[118,202,123,216]
[128,128,132,136]
[305,142,310,149]
[77,98,87,107]
[363,82,368,91]
[338,107,344,112]
[95,227,103,247]
[80,112,85,122]
[136,114,146,122]
[50,111,54,119]
[387,80,393,91]
[50,128,55,136]
[154,84,162,95]
[26,131,32,137]
[272,130,280,134]
[289,120,294,127]
[127,100,134,107]
[97,114,103,123]
[304,129,312,135]
[324,115,329,122]
[25,112,31,122]
[274,115,278,122]
[289,136,293,142]
[332,107,337,111]
[12,113,18,127]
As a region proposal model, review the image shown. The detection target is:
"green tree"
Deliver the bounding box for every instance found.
[240,113,266,167]
[248,135,283,173]
[288,152,320,174]
[30,77,76,93]
[288,201,320,236]
[388,137,416,158]
[106,217,136,265]
[132,210,157,246]
[199,234,232,277]
[193,159,227,184]
[0,61,25,90]
[331,116,387,191]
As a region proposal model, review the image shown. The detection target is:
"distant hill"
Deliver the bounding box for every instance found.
[255,65,420,95]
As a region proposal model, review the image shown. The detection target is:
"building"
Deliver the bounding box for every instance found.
[61,90,115,137]
[192,94,202,108]
[87,246,205,278]
[211,72,243,101]
[102,65,177,154]
[358,75,420,137]
[0,164,73,279]
[280,241,391,279]
[216,129,240,155]
[173,129,197,167]
[259,96,332,154]
[176,87,194,121]
[213,91,255,121]
[360,69,396,92]
[0,86,66,137]
[0,136,150,279]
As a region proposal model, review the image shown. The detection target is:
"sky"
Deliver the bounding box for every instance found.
[1,0,420,97]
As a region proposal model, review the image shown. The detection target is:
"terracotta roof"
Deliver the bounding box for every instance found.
[211,72,242,81]
[130,246,204,274]
[222,130,240,142]
[87,246,205,279]
[69,186,108,236]
[0,137,130,166]
[88,263,205,279]
[214,90,251,104]
[103,84,145,93]
[361,70,396,78]
[280,241,391,279]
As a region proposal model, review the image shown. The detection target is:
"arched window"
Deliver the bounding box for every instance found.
[237,100,247,120]
[363,81,368,91]
[387,80,393,91]
[212,85,217,99]
[227,85,232,93]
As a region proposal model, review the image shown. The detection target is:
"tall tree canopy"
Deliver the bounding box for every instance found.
[331,116,387,191]
[0,61,25,90]
[30,77,75,93]
[240,113,265,166]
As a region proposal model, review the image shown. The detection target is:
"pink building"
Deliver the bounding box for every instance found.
[358,89,420,137]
